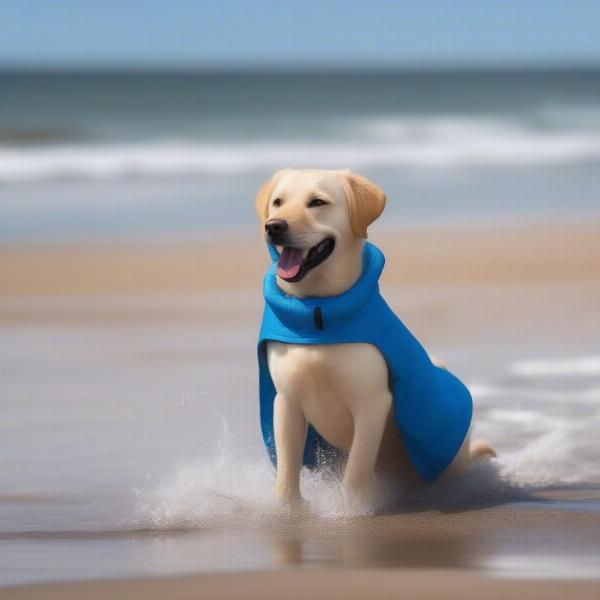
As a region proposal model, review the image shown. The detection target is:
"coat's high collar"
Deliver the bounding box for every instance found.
[263,242,385,332]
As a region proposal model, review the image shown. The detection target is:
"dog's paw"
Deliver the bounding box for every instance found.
[275,492,313,519]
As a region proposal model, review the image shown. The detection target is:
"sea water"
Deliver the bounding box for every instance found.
[2,69,600,240]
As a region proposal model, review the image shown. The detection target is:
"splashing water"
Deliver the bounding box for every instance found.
[137,353,600,530]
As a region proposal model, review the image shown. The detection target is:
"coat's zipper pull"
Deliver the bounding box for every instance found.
[314,307,324,330]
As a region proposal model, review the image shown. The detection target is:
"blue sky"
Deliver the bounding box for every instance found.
[1,0,600,69]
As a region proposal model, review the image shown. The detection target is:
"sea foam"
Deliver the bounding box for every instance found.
[2,116,600,183]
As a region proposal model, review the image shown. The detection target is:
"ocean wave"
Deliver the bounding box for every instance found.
[1,116,600,182]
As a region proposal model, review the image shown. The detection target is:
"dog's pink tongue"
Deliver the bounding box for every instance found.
[276,247,303,279]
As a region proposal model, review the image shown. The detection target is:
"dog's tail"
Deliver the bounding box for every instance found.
[469,439,497,461]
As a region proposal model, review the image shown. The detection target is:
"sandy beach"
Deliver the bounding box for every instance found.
[1,222,600,597]
[2,221,599,296]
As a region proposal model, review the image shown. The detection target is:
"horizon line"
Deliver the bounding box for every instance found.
[2,60,600,75]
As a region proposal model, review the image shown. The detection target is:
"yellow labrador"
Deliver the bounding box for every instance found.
[255,169,495,506]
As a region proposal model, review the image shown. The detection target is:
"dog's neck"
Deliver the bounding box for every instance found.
[276,239,365,298]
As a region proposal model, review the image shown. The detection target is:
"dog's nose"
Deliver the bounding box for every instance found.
[265,219,288,237]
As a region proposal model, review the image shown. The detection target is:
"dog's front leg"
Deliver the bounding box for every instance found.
[343,395,391,507]
[273,393,307,505]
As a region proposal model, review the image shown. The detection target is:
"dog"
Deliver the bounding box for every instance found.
[255,168,495,507]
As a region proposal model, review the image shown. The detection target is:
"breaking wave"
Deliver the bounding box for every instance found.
[2,116,600,183]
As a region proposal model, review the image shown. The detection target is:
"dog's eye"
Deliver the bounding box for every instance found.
[272,198,282,207]
[307,198,328,208]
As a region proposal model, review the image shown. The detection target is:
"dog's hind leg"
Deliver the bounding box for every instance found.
[442,434,496,478]
[468,439,497,461]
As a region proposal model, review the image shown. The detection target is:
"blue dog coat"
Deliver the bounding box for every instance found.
[258,242,472,482]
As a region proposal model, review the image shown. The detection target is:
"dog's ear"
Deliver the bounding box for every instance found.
[255,169,291,222]
[340,171,386,238]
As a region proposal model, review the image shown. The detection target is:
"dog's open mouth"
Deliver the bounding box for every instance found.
[275,238,335,282]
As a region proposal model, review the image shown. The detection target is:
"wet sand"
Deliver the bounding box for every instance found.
[1,222,600,596]
[4,505,600,598]
[4,567,600,600]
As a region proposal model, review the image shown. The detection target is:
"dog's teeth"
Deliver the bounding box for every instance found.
[276,245,283,253]
[302,249,309,258]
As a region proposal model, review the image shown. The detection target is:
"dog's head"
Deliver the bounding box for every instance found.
[255,169,386,286]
